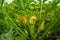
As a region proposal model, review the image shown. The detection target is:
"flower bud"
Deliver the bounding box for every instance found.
[20,16,26,24]
[30,16,37,25]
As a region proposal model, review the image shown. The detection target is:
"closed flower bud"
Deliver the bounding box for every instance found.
[20,16,26,24]
[30,16,37,25]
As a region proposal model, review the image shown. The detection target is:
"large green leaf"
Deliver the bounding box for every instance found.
[0,28,14,40]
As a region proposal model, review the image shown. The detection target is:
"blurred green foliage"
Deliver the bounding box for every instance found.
[0,0,60,40]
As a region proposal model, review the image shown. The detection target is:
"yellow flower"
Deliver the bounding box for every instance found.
[20,15,26,24]
[30,16,37,25]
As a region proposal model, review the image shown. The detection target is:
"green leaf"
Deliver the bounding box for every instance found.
[37,20,45,34]
[0,28,14,40]
[0,0,4,8]
[0,13,5,20]
[15,35,26,40]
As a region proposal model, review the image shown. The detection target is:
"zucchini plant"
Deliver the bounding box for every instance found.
[0,0,60,40]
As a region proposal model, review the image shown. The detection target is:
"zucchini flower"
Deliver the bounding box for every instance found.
[30,16,37,25]
[20,16,27,24]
